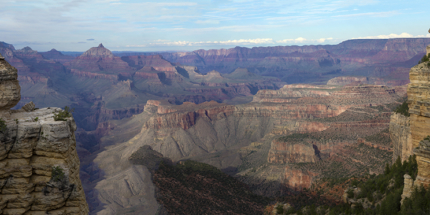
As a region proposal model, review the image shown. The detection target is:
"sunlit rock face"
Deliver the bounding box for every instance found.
[408,62,430,188]
[390,113,412,163]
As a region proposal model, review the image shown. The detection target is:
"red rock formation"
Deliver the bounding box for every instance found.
[284,166,319,191]
[122,55,176,71]
[268,140,317,164]
[67,44,133,73]
[159,39,430,85]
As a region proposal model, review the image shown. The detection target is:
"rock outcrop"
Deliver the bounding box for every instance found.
[0,53,20,111]
[408,62,430,188]
[390,113,412,163]
[0,57,88,214]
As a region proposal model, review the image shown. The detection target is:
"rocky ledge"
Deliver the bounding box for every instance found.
[0,108,89,215]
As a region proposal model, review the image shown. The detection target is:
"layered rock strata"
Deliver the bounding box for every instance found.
[408,62,430,188]
[0,53,20,111]
[0,57,88,214]
[390,113,412,163]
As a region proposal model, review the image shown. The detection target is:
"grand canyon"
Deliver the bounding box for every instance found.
[1,37,430,214]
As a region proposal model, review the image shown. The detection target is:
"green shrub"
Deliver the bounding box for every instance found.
[53,106,74,121]
[325,155,418,214]
[395,101,410,117]
[418,54,430,64]
[276,204,284,214]
[34,117,38,122]
[51,166,66,182]
[0,118,6,132]
[401,185,430,214]
[347,189,354,198]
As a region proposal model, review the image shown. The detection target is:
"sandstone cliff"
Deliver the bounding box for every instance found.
[390,113,412,163]
[408,61,430,188]
[0,56,88,214]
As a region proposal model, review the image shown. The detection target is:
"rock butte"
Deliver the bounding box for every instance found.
[0,56,89,214]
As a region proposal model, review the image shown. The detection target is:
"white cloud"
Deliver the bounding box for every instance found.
[353,32,430,39]
[316,37,333,43]
[277,37,307,43]
[127,38,274,47]
[277,37,334,44]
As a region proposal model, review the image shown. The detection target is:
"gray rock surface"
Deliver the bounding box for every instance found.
[0,108,89,214]
[21,101,35,112]
[0,53,20,111]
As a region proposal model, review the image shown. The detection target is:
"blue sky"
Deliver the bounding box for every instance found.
[1,0,429,51]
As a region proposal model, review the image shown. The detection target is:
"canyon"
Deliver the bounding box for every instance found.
[89,82,404,213]
[157,38,430,85]
[1,39,429,214]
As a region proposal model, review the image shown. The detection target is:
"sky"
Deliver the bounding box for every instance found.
[1,0,430,52]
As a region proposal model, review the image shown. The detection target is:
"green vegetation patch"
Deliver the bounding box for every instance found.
[418,53,430,65]
[0,118,6,132]
[325,155,418,214]
[154,160,271,214]
[53,106,74,121]
[394,101,410,117]
[51,166,66,182]
[401,185,430,214]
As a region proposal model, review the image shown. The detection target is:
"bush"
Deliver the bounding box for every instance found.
[53,106,74,121]
[51,166,66,182]
[418,54,430,64]
[0,118,6,132]
[276,204,284,214]
[395,101,410,117]
[325,155,418,214]
[347,189,354,198]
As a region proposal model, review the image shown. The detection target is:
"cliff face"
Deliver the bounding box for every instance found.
[408,62,430,188]
[0,57,88,214]
[0,53,20,110]
[160,38,430,85]
[390,113,412,163]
